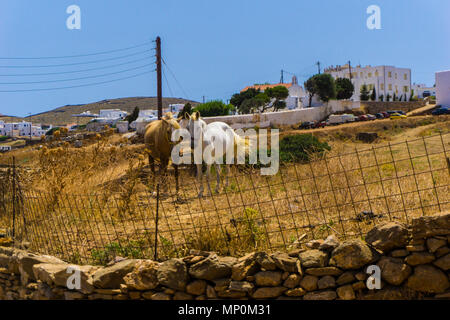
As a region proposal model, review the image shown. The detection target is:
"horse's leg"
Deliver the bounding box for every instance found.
[197,164,204,198]
[160,159,169,194]
[173,163,179,196]
[205,164,213,196]
[214,163,221,194]
[149,155,155,191]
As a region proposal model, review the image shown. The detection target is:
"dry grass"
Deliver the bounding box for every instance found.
[0,120,449,265]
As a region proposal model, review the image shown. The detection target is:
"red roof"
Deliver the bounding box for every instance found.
[241,83,292,93]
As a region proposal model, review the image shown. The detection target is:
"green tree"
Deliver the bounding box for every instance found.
[230,88,261,110]
[304,74,336,106]
[125,106,139,123]
[335,78,354,100]
[360,84,370,101]
[265,86,289,111]
[386,93,391,102]
[180,103,192,118]
[193,100,235,117]
[370,87,376,101]
[393,92,397,101]
[379,94,384,101]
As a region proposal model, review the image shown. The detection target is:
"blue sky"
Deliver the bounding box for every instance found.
[0,0,449,117]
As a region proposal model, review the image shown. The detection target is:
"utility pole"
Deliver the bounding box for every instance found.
[156,36,162,120]
[202,96,205,104]
[348,60,352,80]
[28,113,32,141]
[316,61,321,74]
[280,70,284,84]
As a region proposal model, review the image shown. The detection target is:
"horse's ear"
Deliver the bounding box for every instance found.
[165,112,173,120]
[192,111,200,121]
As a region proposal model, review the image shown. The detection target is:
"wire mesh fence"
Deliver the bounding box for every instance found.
[1,133,449,265]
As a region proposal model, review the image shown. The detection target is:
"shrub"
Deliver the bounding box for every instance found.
[193,100,235,117]
[0,136,8,142]
[279,134,331,162]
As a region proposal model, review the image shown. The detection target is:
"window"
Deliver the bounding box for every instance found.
[388,84,392,90]
[375,70,379,77]
[360,72,363,77]
[388,71,392,78]
[368,72,372,78]
[395,73,398,79]
[404,74,407,80]
[403,86,409,92]
[380,83,384,90]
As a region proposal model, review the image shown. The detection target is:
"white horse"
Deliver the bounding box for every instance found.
[179,111,249,197]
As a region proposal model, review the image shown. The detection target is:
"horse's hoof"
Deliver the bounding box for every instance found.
[215,189,220,194]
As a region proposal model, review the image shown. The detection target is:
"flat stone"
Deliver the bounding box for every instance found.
[270,252,302,273]
[252,287,287,299]
[254,271,282,287]
[305,267,343,276]
[336,271,355,285]
[390,249,409,258]
[435,246,450,258]
[407,265,450,293]
[150,292,171,300]
[93,260,138,289]
[283,274,301,289]
[405,252,435,266]
[427,238,447,253]
[377,256,412,285]
[231,253,259,281]
[412,212,450,240]
[317,275,336,289]
[352,281,366,291]
[157,259,188,291]
[217,289,247,298]
[298,250,328,268]
[284,287,306,297]
[206,285,217,299]
[365,222,409,252]
[330,240,377,270]
[189,254,236,280]
[173,292,194,300]
[433,253,450,271]
[336,284,356,300]
[299,275,318,291]
[229,281,254,293]
[303,290,336,300]
[319,235,340,252]
[124,260,159,290]
[406,244,426,252]
[186,280,207,295]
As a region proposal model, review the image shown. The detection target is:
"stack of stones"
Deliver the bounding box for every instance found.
[0,211,449,300]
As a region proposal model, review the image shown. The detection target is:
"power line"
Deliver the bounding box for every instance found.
[0,55,153,77]
[0,49,152,68]
[162,68,174,98]
[161,58,190,99]
[0,41,152,60]
[0,70,154,92]
[0,63,153,85]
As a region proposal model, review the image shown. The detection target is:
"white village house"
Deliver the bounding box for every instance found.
[0,121,48,137]
[436,70,450,108]
[325,64,412,101]
[411,83,436,99]
[241,76,308,110]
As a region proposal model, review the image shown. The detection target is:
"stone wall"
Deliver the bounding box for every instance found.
[0,212,449,300]
[361,101,426,115]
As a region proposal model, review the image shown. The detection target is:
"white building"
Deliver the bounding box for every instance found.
[411,83,436,99]
[325,64,412,101]
[241,76,307,110]
[436,70,450,107]
[98,109,127,119]
[0,121,49,137]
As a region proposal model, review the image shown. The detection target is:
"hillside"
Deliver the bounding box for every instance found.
[0,97,199,126]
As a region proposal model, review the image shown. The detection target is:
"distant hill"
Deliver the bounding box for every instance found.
[0,97,199,125]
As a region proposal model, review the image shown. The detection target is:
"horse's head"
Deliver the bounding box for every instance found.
[161,112,181,144]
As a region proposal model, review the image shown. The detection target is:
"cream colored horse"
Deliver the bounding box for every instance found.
[144,112,181,195]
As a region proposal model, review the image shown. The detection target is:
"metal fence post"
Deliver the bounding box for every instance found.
[154,183,160,261]
[12,157,16,240]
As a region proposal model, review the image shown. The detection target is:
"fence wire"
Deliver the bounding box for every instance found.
[0,133,449,265]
